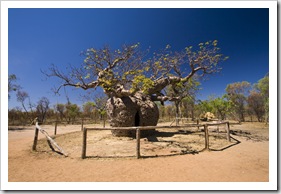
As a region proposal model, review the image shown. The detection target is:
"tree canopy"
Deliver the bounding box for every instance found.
[255,73,269,98]
[8,74,20,99]
[45,41,228,102]
[225,81,251,122]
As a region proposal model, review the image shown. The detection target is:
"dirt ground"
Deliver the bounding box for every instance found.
[8,121,269,182]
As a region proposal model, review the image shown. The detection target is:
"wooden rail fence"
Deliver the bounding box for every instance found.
[32,122,68,157]
[81,121,231,159]
[52,118,98,136]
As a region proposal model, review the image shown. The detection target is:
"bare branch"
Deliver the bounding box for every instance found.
[43,41,227,101]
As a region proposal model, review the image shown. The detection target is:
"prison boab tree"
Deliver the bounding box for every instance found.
[44,40,228,137]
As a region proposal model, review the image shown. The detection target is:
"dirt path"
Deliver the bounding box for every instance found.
[8,123,269,182]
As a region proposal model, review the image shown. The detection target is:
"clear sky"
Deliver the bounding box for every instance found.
[8,8,269,109]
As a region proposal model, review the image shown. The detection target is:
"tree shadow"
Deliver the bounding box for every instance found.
[140,150,200,159]
[34,149,64,156]
[146,136,159,142]
[146,130,197,142]
[8,127,29,131]
[73,130,244,159]
[134,130,208,159]
[230,129,251,136]
[84,155,136,159]
[140,131,242,159]
[84,149,201,159]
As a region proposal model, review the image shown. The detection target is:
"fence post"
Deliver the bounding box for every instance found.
[197,119,199,130]
[81,118,84,131]
[136,128,141,159]
[226,122,231,142]
[32,127,39,151]
[81,127,87,159]
[54,120,58,135]
[204,124,209,151]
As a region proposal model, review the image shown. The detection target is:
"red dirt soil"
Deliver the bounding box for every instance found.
[8,122,269,182]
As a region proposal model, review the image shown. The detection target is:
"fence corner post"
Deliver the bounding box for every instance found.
[204,124,209,151]
[54,120,58,135]
[226,122,231,142]
[136,128,141,159]
[81,118,84,131]
[81,127,87,159]
[32,127,39,151]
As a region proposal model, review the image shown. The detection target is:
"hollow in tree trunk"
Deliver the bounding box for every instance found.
[106,92,159,137]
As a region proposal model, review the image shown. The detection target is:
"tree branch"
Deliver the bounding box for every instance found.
[44,41,227,100]
[151,95,181,102]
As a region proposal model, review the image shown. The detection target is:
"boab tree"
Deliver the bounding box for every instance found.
[44,41,228,137]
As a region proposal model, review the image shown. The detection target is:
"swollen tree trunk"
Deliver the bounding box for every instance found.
[106,92,159,137]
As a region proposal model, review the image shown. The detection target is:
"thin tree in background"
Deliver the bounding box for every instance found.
[247,91,265,122]
[254,73,269,123]
[8,74,20,99]
[82,101,96,119]
[166,78,200,125]
[55,103,66,122]
[225,81,251,122]
[16,90,35,123]
[209,95,232,120]
[36,97,50,123]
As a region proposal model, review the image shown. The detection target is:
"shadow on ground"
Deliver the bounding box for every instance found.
[8,127,30,131]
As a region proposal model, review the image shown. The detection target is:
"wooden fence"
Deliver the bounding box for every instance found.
[81,121,231,159]
[52,118,98,136]
[33,122,68,157]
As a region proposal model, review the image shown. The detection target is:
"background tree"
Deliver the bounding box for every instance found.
[181,96,196,120]
[255,73,269,97]
[55,103,66,122]
[82,101,96,119]
[16,90,35,123]
[165,78,200,125]
[209,95,232,120]
[155,102,166,121]
[44,41,228,137]
[93,94,108,127]
[225,81,251,122]
[254,73,269,123]
[196,99,214,115]
[245,104,255,122]
[65,102,80,124]
[46,108,56,123]
[247,91,265,122]
[36,97,50,123]
[8,107,23,125]
[165,105,175,122]
[82,92,108,126]
[8,74,20,99]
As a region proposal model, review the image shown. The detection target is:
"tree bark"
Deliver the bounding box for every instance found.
[106,92,159,137]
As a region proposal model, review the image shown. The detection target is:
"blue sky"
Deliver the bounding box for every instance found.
[8,8,269,109]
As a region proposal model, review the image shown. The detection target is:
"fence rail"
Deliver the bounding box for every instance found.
[81,121,231,159]
[33,122,68,157]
